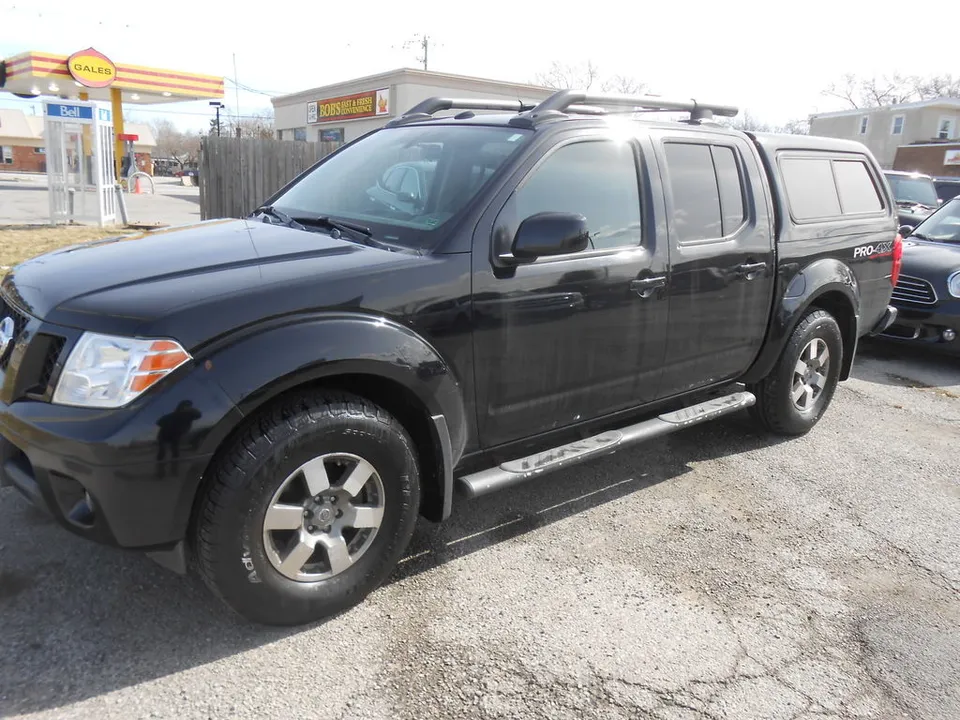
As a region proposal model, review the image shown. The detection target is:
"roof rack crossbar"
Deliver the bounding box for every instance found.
[529,90,739,120]
[385,96,541,127]
[403,97,538,116]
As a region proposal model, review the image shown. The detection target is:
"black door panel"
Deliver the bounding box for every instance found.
[471,131,670,448]
[653,133,775,398]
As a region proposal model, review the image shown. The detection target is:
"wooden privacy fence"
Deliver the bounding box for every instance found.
[199,137,340,220]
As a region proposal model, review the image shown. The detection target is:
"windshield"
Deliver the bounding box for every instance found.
[885,174,940,207]
[911,197,960,243]
[269,125,533,249]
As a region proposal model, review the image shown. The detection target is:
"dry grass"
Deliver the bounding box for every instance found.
[0,224,131,268]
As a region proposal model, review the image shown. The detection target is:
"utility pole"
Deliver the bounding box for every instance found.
[404,34,430,70]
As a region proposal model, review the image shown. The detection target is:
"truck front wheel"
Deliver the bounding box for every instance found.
[748,308,844,436]
[192,391,420,626]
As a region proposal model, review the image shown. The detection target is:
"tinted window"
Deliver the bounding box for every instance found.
[712,145,746,235]
[834,160,882,214]
[514,140,642,250]
[780,157,842,220]
[664,143,722,242]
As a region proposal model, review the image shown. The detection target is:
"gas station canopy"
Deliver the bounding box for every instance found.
[0,48,224,104]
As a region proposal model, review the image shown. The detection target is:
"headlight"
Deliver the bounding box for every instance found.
[949,270,960,299]
[52,333,192,408]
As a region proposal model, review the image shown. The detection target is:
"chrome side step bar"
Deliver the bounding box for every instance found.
[458,391,755,498]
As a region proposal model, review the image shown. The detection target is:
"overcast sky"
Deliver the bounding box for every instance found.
[0,0,943,133]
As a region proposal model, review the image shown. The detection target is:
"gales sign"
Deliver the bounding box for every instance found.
[67,48,116,88]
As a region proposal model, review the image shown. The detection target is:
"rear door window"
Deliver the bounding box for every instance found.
[663,141,747,243]
[712,145,746,235]
[663,143,723,243]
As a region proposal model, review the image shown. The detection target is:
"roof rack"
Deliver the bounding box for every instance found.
[385,98,540,127]
[384,90,739,129]
[512,90,739,127]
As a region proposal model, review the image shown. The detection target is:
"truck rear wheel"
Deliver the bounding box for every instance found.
[192,391,420,626]
[748,308,843,436]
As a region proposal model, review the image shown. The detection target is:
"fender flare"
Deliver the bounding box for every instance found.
[742,259,860,384]
[197,312,468,520]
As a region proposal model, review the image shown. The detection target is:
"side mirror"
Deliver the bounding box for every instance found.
[898,224,914,237]
[512,212,590,259]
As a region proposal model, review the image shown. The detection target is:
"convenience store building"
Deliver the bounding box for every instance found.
[271,68,554,144]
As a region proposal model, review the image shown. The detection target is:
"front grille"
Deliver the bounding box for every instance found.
[0,295,29,370]
[36,335,66,390]
[891,275,938,306]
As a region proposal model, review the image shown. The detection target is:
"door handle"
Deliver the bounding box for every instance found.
[630,276,666,298]
[737,261,766,279]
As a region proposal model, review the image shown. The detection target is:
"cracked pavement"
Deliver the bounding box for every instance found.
[1,340,958,719]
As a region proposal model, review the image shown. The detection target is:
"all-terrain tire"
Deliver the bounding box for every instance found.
[192,391,420,626]
[748,309,844,436]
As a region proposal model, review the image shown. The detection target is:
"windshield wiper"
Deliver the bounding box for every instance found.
[909,231,930,240]
[298,216,392,249]
[253,207,393,250]
[251,205,305,230]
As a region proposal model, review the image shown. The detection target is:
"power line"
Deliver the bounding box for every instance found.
[224,78,286,97]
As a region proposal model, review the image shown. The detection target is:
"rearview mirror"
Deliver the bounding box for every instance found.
[898,224,914,237]
[512,212,590,259]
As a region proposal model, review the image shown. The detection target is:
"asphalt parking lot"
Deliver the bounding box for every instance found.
[1,339,957,720]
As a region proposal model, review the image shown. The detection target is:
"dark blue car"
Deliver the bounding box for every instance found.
[881,196,960,353]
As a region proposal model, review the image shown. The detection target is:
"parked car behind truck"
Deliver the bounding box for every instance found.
[879,195,960,353]
[0,90,899,625]
[884,170,941,227]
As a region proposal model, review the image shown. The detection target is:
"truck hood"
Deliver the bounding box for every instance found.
[901,238,960,278]
[2,218,422,348]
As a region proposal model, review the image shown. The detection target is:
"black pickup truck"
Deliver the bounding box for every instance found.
[0,90,900,625]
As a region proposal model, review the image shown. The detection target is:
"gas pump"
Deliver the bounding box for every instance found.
[42,99,116,226]
[118,132,155,195]
[118,133,137,180]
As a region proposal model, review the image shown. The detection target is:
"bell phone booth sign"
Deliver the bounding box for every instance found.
[43,99,116,227]
[944,149,960,166]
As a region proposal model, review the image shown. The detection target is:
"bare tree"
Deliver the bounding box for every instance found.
[777,117,810,135]
[823,72,960,109]
[219,109,275,140]
[598,74,647,94]
[914,74,960,100]
[534,60,602,90]
[722,109,771,132]
[149,118,200,169]
[719,110,809,135]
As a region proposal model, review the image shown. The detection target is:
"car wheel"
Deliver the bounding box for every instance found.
[748,308,843,436]
[193,391,420,626]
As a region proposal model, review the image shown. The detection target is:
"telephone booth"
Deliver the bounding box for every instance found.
[43,99,116,227]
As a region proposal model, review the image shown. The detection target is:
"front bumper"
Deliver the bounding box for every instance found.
[0,359,243,551]
[879,302,960,353]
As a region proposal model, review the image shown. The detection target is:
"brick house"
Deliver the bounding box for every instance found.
[0,108,156,174]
